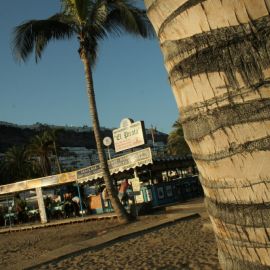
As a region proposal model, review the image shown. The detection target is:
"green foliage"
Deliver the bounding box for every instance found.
[13,14,74,63]
[27,131,55,176]
[0,146,40,184]
[0,128,63,184]
[167,120,191,156]
[13,0,154,66]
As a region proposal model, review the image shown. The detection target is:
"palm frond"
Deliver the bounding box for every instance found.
[105,0,155,38]
[81,0,154,66]
[86,34,100,66]
[82,0,110,66]
[1,146,35,182]
[88,0,108,28]
[74,0,89,23]
[12,13,75,62]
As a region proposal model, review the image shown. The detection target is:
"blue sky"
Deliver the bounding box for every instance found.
[0,1,178,134]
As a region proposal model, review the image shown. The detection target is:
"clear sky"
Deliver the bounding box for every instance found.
[0,1,179,134]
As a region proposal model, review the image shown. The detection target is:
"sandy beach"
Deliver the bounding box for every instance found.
[0,199,220,270]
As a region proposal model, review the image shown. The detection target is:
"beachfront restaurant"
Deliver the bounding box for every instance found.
[0,147,203,226]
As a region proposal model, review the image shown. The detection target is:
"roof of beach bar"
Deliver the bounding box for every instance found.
[0,148,194,195]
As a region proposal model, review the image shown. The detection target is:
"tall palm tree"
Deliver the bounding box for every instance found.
[28,133,54,177]
[43,128,62,174]
[145,0,270,269]
[167,120,191,156]
[13,0,154,223]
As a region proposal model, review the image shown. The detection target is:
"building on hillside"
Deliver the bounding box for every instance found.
[0,121,169,174]
[52,146,116,173]
[52,128,168,173]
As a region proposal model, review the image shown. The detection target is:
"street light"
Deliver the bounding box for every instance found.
[103,136,112,160]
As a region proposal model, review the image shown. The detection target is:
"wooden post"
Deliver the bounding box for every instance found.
[134,168,138,178]
[36,187,47,224]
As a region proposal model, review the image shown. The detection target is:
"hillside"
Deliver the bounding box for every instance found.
[0,122,168,153]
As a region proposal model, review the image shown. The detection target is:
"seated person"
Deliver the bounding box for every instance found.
[72,194,80,217]
[118,180,130,206]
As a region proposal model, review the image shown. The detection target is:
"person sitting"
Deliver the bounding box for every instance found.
[118,180,130,206]
[102,187,112,211]
[63,193,74,218]
[44,196,52,220]
[14,194,27,224]
[71,194,80,217]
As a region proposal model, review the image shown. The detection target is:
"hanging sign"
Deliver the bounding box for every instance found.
[113,119,146,152]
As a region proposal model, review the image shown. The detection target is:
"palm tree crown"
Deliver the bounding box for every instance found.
[0,146,34,183]
[167,120,191,156]
[13,0,154,64]
[28,133,54,177]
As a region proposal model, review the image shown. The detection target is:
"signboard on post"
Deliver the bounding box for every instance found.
[130,177,141,192]
[113,119,146,153]
[0,148,153,195]
[77,147,152,183]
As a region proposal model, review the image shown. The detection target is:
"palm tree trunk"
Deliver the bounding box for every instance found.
[145,0,270,269]
[39,156,47,177]
[80,49,130,224]
[43,155,51,176]
[53,141,62,174]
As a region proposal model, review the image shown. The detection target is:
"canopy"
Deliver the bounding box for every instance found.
[0,148,152,195]
[0,148,194,195]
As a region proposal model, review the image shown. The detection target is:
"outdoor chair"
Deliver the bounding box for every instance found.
[4,213,16,227]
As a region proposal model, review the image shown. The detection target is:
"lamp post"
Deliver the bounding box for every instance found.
[103,137,112,160]
[76,180,84,217]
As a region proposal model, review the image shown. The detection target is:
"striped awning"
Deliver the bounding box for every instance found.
[0,148,153,195]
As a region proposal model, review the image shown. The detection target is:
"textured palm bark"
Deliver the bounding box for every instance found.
[40,155,51,176]
[145,0,270,269]
[81,50,130,224]
[53,141,62,174]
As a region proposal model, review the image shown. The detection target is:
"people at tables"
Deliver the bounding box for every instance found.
[118,180,130,206]
[44,196,53,220]
[71,193,80,217]
[14,194,27,223]
[102,186,112,211]
[63,193,74,218]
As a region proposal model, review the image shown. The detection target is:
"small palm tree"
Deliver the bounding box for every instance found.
[0,146,35,184]
[28,133,54,177]
[43,128,62,174]
[167,120,191,156]
[12,0,154,223]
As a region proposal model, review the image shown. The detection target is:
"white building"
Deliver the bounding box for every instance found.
[56,146,116,172]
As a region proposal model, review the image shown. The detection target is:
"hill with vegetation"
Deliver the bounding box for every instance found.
[0,122,168,153]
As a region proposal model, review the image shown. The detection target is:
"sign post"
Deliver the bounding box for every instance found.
[76,180,84,217]
[130,174,140,218]
[103,137,112,160]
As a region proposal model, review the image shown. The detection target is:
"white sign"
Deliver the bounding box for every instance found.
[120,118,133,128]
[130,177,141,192]
[113,121,146,152]
[103,136,112,146]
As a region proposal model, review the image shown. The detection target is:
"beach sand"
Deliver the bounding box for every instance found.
[0,199,221,270]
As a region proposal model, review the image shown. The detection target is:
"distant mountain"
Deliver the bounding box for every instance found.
[0,122,168,153]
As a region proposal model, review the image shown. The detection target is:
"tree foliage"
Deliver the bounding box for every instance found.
[0,146,40,184]
[13,0,154,66]
[0,129,63,184]
[167,120,191,156]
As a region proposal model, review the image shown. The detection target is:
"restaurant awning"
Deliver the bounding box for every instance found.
[0,148,194,195]
[0,148,152,195]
